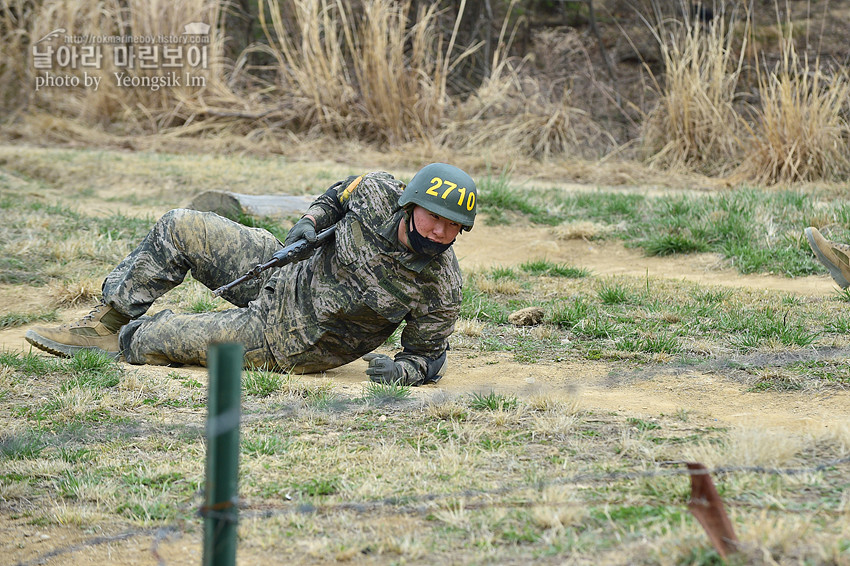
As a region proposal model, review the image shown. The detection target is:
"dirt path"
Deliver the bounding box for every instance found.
[455,223,832,295]
[3,221,846,434]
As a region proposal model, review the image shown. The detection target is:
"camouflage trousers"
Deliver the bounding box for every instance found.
[102,209,283,367]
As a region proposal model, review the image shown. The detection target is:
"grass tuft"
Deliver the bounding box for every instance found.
[641,11,746,175]
[0,310,58,330]
[644,232,710,256]
[1,351,58,375]
[549,297,593,329]
[469,391,518,412]
[597,280,633,305]
[737,25,850,184]
[244,369,284,398]
[361,380,413,403]
[63,350,122,390]
[520,259,589,278]
[0,431,47,460]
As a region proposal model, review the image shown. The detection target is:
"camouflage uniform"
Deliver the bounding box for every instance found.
[108,172,462,385]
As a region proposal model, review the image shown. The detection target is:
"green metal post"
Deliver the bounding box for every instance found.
[203,342,243,566]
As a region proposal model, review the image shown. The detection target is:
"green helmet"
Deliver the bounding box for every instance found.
[399,163,477,230]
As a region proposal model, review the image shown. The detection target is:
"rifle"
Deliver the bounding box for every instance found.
[211,226,336,297]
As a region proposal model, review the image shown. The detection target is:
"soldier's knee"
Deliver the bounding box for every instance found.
[157,208,200,233]
[156,208,213,252]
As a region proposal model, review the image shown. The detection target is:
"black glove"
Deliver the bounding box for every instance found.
[284,217,317,246]
[362,353,405,384]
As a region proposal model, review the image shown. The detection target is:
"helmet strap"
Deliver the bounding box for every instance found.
[407,211,454,256]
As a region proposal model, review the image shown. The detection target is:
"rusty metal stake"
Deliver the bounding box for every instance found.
[687,462,740,560]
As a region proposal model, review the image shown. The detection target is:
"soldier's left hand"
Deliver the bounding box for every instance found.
[362,353,404,384]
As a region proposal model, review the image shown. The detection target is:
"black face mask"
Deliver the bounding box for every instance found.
[407,213,454,256]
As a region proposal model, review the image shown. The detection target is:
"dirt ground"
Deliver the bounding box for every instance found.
[3,192,850,566]
[2,219,846,429]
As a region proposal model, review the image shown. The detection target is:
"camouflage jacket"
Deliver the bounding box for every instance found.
[262,171,463,384]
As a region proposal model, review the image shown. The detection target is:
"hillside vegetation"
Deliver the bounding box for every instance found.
[1,0,849,184]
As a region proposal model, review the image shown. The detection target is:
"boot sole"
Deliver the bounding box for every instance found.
[25,330,121,361]
[805,228,850,289]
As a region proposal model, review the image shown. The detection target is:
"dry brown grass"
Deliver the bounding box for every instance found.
[641,12,748,175]
[3,1,850,185]
[477,276,521,295]
[551,220,611,240]
[19,0,223,130]
[47,277,101,306]
[683,425,810,468]
[736,36,850,184]
[440,19,612,160]
[642,1,850,184]
[0,0,32,113]
[455,317,486,337]
[203,0,471,144]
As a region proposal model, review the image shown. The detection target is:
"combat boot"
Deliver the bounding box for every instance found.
[805,227,850,289]
[25,301,131,359]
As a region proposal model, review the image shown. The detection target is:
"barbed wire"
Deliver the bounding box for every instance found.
[230,455,850,519]
[14,454,848,566]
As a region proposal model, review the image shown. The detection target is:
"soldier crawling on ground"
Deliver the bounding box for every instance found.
[25,163,478,386]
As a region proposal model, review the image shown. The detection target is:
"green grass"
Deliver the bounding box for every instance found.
[520,259,589,278]
[187,296,221,313]
[237,213,290,243]
[461,286,510,323]
[549,297,594,329]
[1,350,122,389]
[513,334,550,363]
[304,384,340,409]
[468,391,518,411]
[0,350,58,375]
[289,477,342,497]
[0,350,846,564]
[384,322,405,346]
[243,434,289,456]
[452,265,846,374]
[832,287,850,303]
[244,369,283,397]
[477,181,828,278]
[725,309,820,351]
[597,280,633,305]
[361,380,413,403]
[780,360,850,386]
[478,171,545,225]
[692,288,727,304]
[625,332,681,354]
[488,266,519,280]
[0,310,58,329]
[94,214,155,242]
[0,193,152,284]
[62,350,123,390]
[0,431,47,460]
[627,417,661,431]
[643,232,710,255]
[825,315,850,333]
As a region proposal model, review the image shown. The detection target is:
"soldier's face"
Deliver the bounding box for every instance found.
[411,206,462,244]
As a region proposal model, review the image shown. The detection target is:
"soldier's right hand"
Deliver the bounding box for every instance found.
[284,216,317,246]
